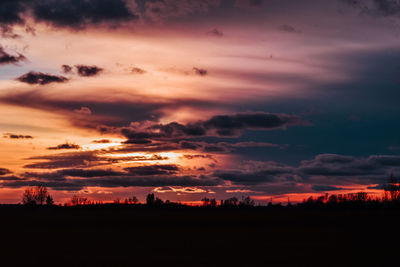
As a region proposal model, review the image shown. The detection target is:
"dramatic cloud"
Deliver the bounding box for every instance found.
[47,143,81,150]
[24,151,103,169]
[0,168,12,176]
[3,165,222,191]
[3,133,33,139]
[2,0,400,202]
[120,112,304,143]
[0,46,25,65]
[16,71,68,85]
[75,65,103,77]
[0,89,184,127]
[208,154,400,193]
[23,150,172,170]
[0,0,137,29]
[213,161,295,185]
[0,0,26,25]
[299,154,386,177]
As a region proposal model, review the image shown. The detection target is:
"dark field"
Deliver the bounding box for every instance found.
[1,205,399,266]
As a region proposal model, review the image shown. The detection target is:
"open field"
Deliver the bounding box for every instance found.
[1,205,399,266]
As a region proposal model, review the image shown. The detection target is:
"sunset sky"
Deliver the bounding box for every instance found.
[1,0,400,204]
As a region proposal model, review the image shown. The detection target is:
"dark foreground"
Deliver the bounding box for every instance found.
[1,205,399,267]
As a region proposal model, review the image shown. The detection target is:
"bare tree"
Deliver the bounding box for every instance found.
[22,188,36,205]
[36,186,48,205]
[22,186,51,206]
[70,195,89,206]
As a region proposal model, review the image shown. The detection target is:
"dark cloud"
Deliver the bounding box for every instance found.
[16,71,68,85]
[131,67,147,74]
[341,0,400,16]
[213,161,295,185]
[180,141,202,150]
[47,143,81,150]
[279,24,300,33]
[3,168,222,191]
[75,65,103,77]
[1,25,21,38]
[311,185,343,192]
[142,0,220,22]
[299,154,388,177]
[193,67,208,76]
[202,113,303,135]
[182,154,216,162]
[3,133,33,139]
[121,112,304,143]
[0,175,24,181]
[235,0,264,9]
[32,0,136,28]
[0,0,137,30]
[23,150,174,170]
[24,151,104,169]
[91,139,112,144]
[368,155,400,166]
[125,164,179,176]
[0,168,12,176]
[0,0,26,25]
[0,89,178,127]
[177,141,279,154]
[122,138,152,144]
[0,46,26,65]
[61,64,73,73]
[209,154,400,192]
[13,152,400,193]
[207,28,223,37]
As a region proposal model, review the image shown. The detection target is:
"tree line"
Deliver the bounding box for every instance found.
[20,177,400,208]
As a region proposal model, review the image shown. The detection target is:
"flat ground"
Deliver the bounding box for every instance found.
[0,205,399,266]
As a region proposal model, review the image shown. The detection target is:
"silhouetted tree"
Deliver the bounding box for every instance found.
[201,197,210,206]
[70,195,89,206]
[384,175,400,201]
[125,196,138,204]
[22,186,51,206]
[22,188,36,206]
[146,193,155,205]
[46,195,54,206]
[209,199,217,207]
[239,196,255,207]
[154,197,164,206]
[222,197,239,207]
[202,198,217,207]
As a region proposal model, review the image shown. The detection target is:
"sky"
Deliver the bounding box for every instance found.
[1,0,400,204]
